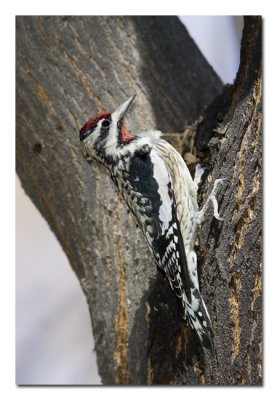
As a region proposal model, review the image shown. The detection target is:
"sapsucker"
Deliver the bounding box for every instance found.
[79,95,224,350]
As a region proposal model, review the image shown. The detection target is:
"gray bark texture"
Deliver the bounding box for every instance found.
[16,16,262,385]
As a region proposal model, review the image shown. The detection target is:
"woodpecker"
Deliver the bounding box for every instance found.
[80,95,224,350]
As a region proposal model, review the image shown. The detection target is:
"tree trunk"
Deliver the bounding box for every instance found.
[16,16,262,385]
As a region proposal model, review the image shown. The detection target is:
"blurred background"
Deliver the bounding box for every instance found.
[16,16,243,385]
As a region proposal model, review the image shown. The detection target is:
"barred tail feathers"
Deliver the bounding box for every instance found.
[181,290,214,351]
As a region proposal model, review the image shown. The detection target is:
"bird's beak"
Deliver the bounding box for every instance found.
[112,95,136,121]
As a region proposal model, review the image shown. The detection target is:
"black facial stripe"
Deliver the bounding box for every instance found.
[100,115,112,139]
[94,114,112,149]
[79,123,97,141]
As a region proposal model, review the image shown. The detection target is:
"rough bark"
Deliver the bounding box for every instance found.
[16,16,261,385]
[195,16,262,384]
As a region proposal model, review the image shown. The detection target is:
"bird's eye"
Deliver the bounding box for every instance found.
[102,119,110,128]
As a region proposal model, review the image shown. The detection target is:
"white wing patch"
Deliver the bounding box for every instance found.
[150,149,173,234]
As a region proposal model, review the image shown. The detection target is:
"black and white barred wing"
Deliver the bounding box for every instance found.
[122,148,192,308]
[154,202,192,307]
[117,144,213,349]
[156,140,214,349]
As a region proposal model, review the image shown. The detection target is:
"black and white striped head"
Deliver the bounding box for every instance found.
[80,95,136,164]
